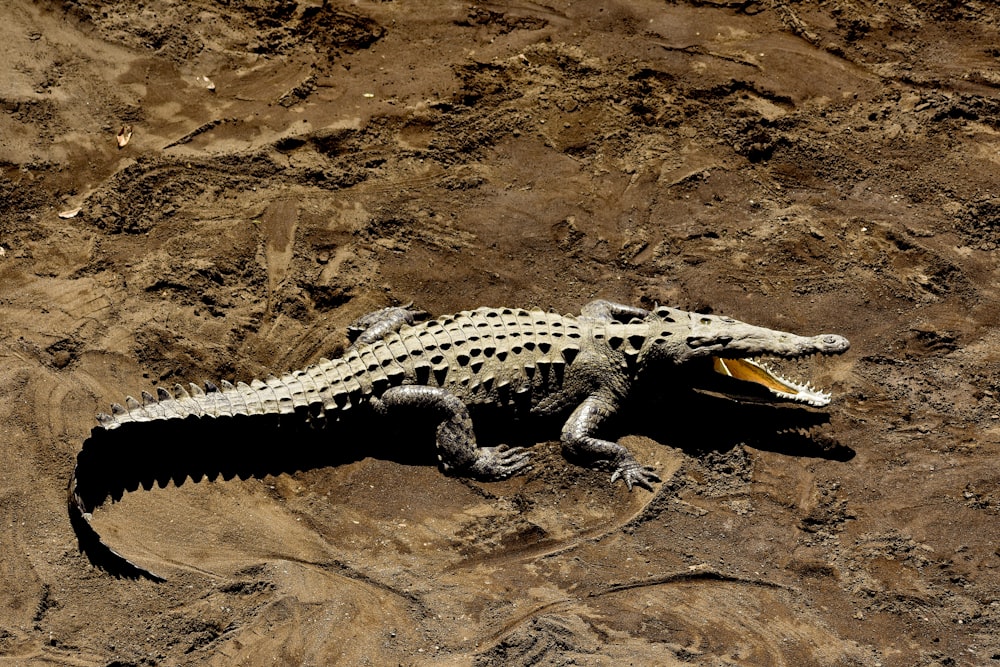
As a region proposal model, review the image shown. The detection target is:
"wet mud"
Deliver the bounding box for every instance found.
[2,1,999,665]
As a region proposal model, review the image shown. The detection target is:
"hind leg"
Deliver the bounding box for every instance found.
[347,304,428,348]
[370,385,531,480]
[580,300,650,323]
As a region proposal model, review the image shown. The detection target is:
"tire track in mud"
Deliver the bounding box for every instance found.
[260,198,298,309]
[0,489,49,663]
[476,575,877,666]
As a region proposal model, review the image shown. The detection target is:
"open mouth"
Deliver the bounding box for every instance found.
[712,357,832,407]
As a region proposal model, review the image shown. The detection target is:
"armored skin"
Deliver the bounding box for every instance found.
[69,300,849,580]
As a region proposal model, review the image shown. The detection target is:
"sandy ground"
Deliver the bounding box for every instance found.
[2,0,1000,665]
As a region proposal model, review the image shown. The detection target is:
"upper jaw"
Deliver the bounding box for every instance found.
[690,332,850,360]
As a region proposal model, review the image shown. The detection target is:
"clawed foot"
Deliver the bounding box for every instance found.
[610,460,661,491]
[465,445,532,481]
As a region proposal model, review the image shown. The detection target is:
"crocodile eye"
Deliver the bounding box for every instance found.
[700,318,712,325]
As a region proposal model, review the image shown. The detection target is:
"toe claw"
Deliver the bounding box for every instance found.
[610,460,659,492]
[467,446,533,481]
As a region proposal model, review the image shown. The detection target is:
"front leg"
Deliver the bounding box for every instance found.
[561,392,660,491]
[371,386,531,480]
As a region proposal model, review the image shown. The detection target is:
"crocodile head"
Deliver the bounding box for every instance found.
[637,306,850,407]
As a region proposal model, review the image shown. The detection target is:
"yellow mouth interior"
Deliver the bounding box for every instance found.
[712,357,800,395]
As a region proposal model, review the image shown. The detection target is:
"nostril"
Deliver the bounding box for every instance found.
[820,334,849,350]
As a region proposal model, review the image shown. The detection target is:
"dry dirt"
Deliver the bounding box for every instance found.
[2,1,1000,665]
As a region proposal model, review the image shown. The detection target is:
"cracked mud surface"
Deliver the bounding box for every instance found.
[2,1,999,665]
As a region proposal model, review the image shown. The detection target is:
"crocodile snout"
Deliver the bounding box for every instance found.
[817,334,850,354]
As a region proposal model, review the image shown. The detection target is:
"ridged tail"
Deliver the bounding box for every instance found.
[95,370,342,430]
[69,367,351,581]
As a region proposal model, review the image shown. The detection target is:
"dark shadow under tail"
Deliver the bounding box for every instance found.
[68,408,440,581]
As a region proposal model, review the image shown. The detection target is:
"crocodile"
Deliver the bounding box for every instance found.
[69,300,849,580]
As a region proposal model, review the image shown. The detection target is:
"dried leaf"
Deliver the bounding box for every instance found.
[58,207,81,219]
[116,124,133,148]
